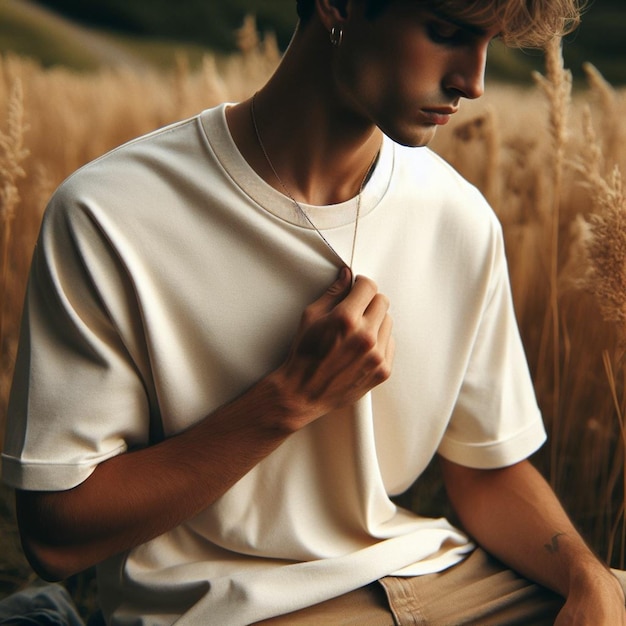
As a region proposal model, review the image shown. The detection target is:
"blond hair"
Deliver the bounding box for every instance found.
[427,0,585,48]
[297,0,584,48]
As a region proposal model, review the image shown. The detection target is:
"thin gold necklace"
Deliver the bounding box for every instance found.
[250,93,376,270]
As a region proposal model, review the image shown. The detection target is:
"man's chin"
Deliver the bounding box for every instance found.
[382,124,439,148]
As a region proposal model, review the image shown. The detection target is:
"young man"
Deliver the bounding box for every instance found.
[3,0,625,624]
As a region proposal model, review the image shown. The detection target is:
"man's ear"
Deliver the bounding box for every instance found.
[315,0,352,30]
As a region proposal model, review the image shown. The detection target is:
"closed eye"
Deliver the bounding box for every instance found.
[426,20,469,45]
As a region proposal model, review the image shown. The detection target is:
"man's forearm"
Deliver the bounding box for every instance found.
[439,457,620,600]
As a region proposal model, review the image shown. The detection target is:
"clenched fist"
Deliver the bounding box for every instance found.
[273,267,395,431]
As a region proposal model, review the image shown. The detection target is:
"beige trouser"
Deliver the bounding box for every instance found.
[254,548,626,625]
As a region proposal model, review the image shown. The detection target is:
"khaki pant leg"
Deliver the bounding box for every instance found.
[251,583,394,625]
[380,548,564,626]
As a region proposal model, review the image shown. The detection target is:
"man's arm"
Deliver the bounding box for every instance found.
[440,456,626,624]
[17,270,394,582]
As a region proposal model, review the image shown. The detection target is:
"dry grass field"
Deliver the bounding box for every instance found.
[1,20,626,616]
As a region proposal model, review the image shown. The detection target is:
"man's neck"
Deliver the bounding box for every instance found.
[225,22,382,207]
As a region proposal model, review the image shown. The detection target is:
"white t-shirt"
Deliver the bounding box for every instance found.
[3,104,545,625]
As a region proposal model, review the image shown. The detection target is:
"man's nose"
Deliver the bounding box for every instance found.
[442,44,488,100]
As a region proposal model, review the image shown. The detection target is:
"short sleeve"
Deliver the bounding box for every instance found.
[2,190,154,491]
[438,224,546,468]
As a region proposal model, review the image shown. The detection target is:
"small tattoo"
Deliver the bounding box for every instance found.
[544,532,565,554]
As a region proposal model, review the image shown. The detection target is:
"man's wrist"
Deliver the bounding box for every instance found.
[255,369,320,435]
[566,556,624,603]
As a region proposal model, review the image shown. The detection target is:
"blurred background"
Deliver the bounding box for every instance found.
[1,0,625,83]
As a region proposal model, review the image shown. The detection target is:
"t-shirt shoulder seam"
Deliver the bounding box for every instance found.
[59,114,202,189]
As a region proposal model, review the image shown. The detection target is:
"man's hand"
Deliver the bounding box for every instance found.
[273,267,395,430]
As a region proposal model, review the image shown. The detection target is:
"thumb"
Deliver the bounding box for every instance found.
[296,267,352,358]
[306,266,352,317]
[323,266,352,304]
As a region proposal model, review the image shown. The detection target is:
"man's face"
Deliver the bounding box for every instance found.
[331,1,500,146]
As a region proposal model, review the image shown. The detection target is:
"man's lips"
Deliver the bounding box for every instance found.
[421,108,458,125]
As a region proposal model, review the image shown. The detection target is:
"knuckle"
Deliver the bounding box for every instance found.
[365,353,384,372]
[354,329,377,353]
[331,307,358,334]
[373,361,392,384]
[381,359,393,379]
[369,342,391,369]
[375,293,390,309]
[372,372,387,386]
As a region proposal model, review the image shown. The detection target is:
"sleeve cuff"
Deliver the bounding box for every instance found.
[1,443,126,491]
[437,414,547,469]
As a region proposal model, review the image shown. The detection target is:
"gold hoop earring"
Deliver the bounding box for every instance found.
[330,25,344,47]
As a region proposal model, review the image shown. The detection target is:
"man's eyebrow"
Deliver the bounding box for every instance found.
[426,6,491,37]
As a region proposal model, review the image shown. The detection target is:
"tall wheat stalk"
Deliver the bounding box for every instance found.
[583,62,621,167]
[570,105,626,565]
[0,78,29,367]
[533,37,572,488]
